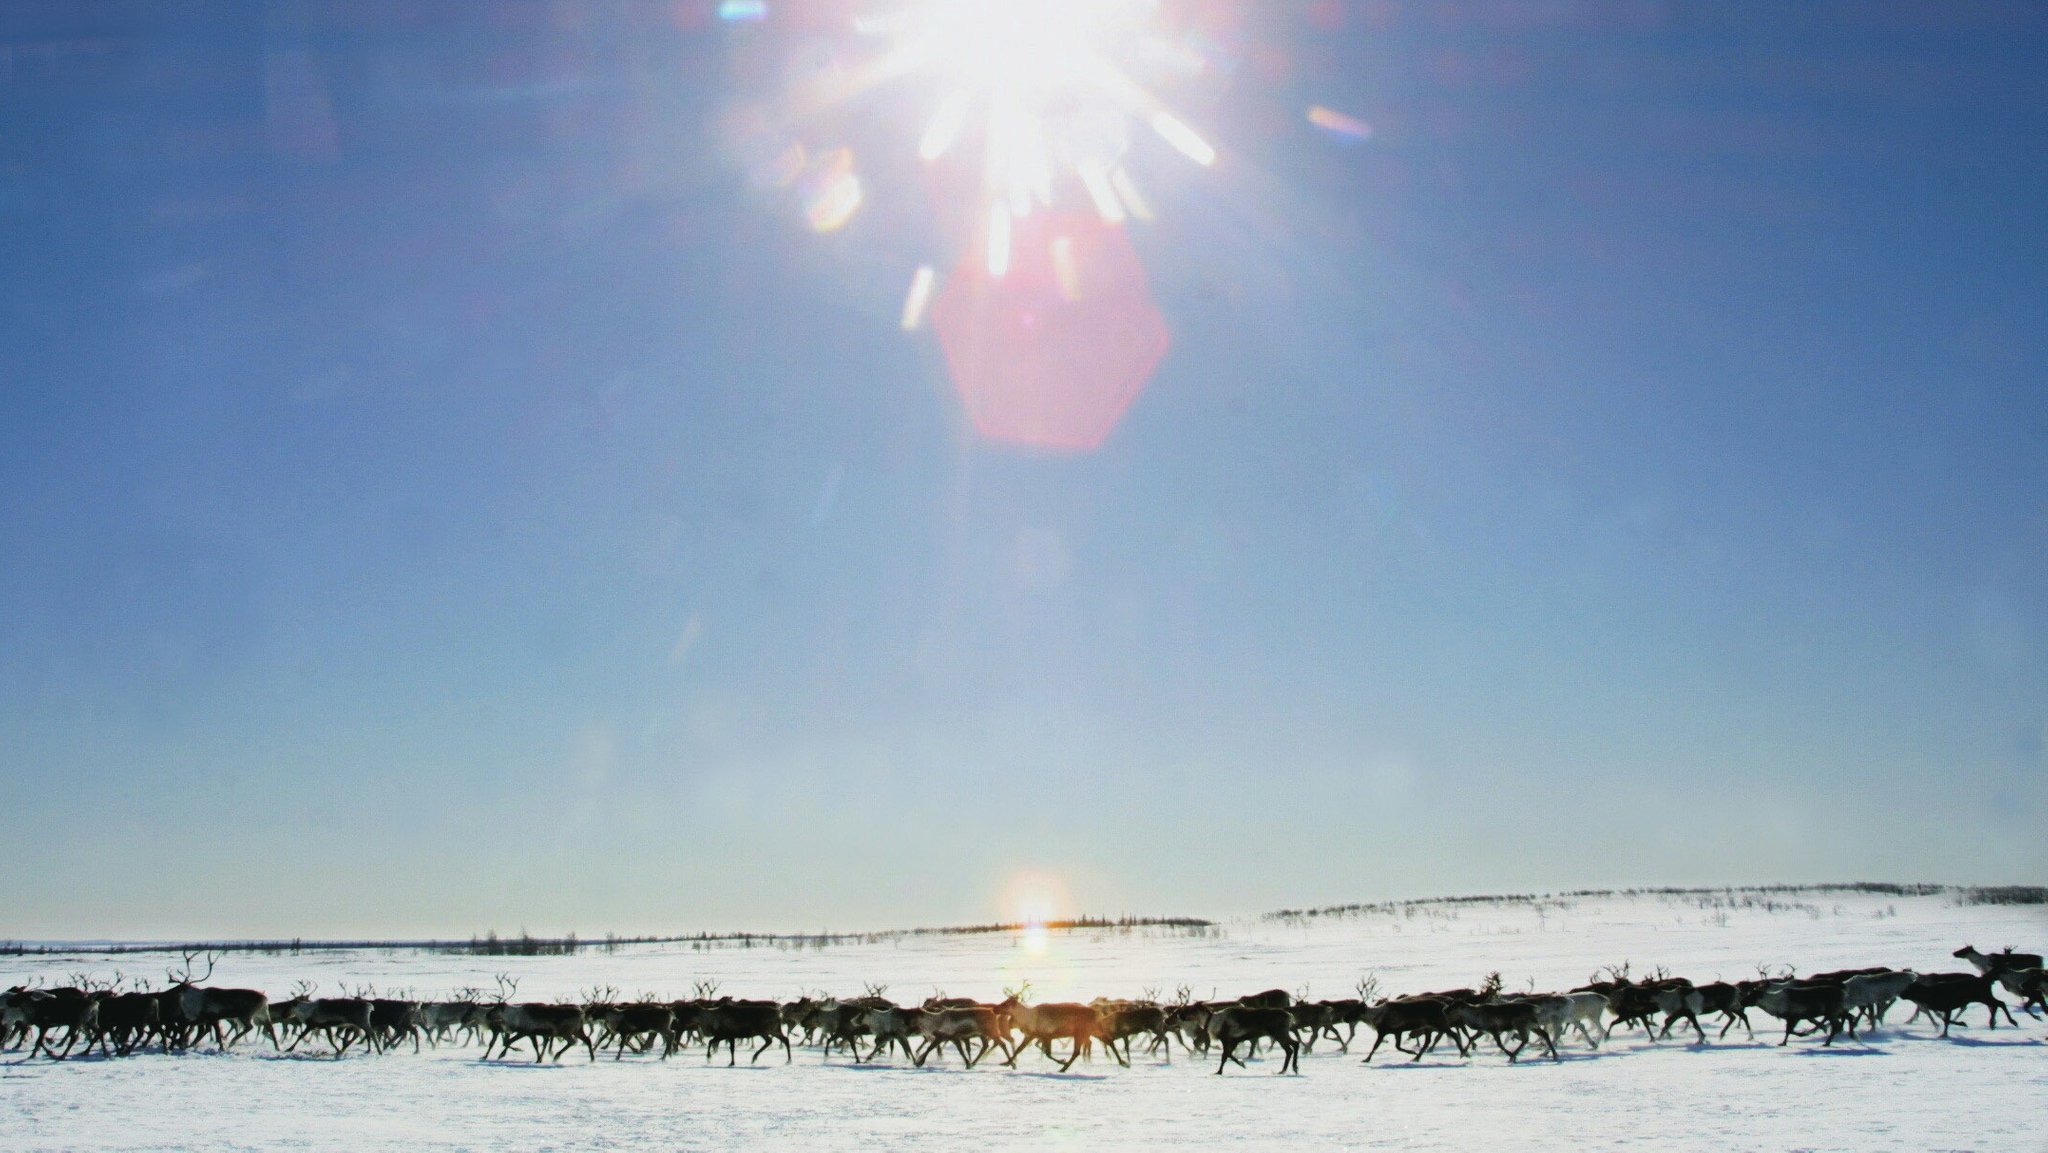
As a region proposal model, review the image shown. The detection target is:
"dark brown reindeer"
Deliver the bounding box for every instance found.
[487,1002,596,1063]
[1209,1004,1300,1074]
[1361,997,1462,1062]
[1900,973,2017,1037]
[699,999,791,1065]
[283,997,378,1057]
[94,987,163,1056]
[1751,980,1850,1046]
[13,987,98,1060]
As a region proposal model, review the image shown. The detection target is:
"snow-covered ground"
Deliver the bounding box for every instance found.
[4,889,2044,1151]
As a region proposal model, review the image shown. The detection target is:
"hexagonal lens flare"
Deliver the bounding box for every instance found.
[931,210,1169,451]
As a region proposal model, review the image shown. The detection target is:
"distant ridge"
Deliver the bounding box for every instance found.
[5,883,2039,958]
[1264,882,2046,921]
[0,914,1215,958]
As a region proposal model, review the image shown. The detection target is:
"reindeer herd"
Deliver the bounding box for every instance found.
[4,944,2042,1074]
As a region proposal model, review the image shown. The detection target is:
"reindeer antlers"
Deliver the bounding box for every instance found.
[166,949,218,986]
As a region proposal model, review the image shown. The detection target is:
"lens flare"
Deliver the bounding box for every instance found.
[871,0,1217,221]
[1148,110,1215,167]
[899,263,938,331]
[800,147,863,232]
[732,1,1242,449]
[1307,104,1371,142]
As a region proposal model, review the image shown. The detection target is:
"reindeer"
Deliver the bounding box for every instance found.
[94,989,163,1056]
[996,987,1117,1072]
[150,951,272,1053]
[913,1004,1015,1068]
[1238,988,1292,1010]
[1517,992,1606,1052]
[13,988,98,1060]
[859,1003,922,1064]
[1448,999,1553,1063]
[1208,1004,1300,1074]
[1954,945,2043,979]
[1361,997,1462,1062]
[369,998,424,1054]
[283,997,377,1057]
[419,992,483,1048]
[1841,970,1918,1031]
[1645,977,1708,1044]
[1286,999,1335,1053]
[782,996,825,1043]
[1092,998,1174,1063]
[488,1003,596,1063]
[599,1003,677,1060]
[151,952,214,1051]
[1690,979,1759,1041]
[1158,986,1215,1056]
[1900,973,2017,1036]
[801,998,867,1060]
[699,999,791,1066]
[1751,981,1850,1047]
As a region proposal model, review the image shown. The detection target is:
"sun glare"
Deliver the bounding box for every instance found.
[736,0,1235,449]
[858,0,1207,229]
[912,0,1144,98]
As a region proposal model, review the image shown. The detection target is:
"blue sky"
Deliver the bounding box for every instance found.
[2,2,2044,939]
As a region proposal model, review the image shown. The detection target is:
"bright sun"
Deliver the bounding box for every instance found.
[913,0,1145,98]
[856,0,1212,278]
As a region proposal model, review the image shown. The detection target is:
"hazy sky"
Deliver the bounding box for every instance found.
[3,2,2044,940]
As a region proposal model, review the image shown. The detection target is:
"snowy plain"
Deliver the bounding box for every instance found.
[4,888,2044,1152]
